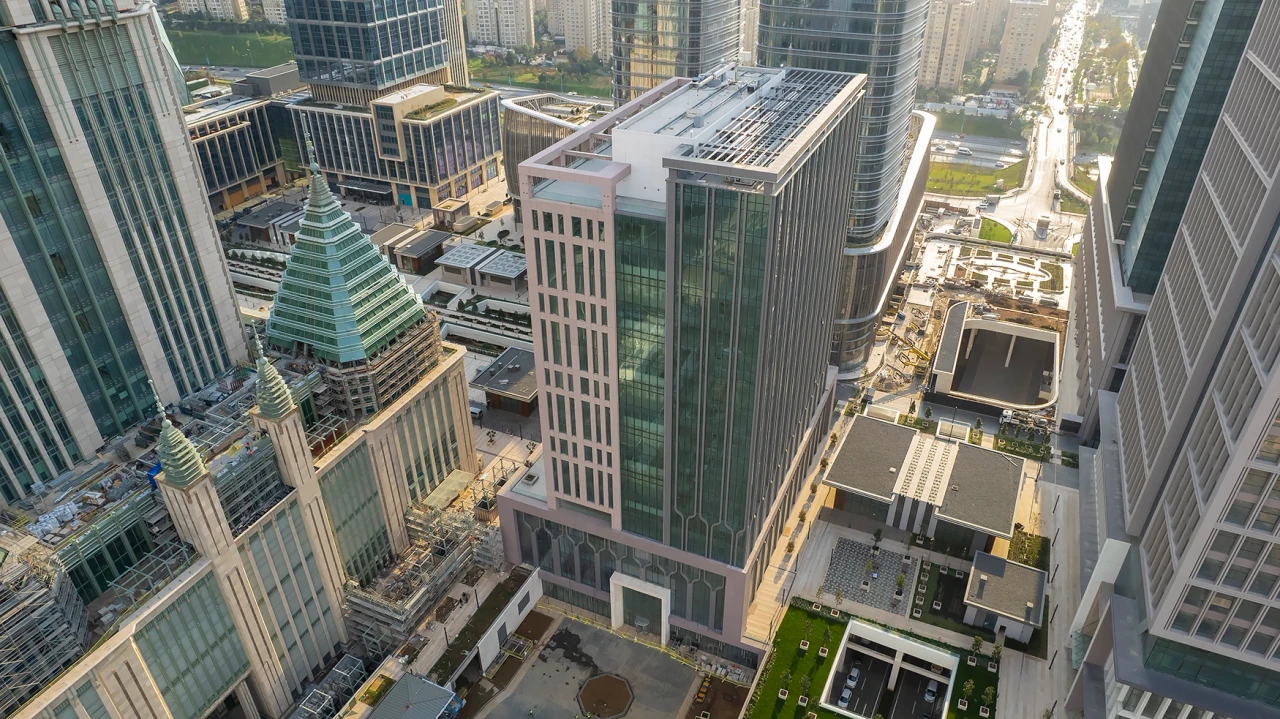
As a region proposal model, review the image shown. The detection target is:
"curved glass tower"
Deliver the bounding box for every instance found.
[757,0,929,371]
[611,0,743,102]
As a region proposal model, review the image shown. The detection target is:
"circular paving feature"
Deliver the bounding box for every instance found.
[577,673,634,718]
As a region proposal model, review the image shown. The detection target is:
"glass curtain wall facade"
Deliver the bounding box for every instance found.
[285,0,450,96]
[610,0,742,102]
[317,445,394,585]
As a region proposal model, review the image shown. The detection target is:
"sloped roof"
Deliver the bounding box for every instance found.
[267,158,426,364]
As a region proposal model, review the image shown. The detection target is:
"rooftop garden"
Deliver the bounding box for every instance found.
[429,565,532,683]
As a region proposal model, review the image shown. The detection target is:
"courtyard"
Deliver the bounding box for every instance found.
[484,619,697,719]
[821,538,919,617]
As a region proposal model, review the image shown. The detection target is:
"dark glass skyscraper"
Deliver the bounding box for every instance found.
[757,0,930,371]
[610,0,743,102]
[285,0,462,105]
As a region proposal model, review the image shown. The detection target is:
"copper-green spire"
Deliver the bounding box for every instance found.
[152,384,206,488]
[255,355,295,420]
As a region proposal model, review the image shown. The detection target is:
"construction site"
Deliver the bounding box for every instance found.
[861,233,1073,418]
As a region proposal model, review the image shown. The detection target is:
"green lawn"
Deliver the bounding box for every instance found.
[747,604,849,719]
[927,161,1028,198]
[977,219,1012,243]
[1072,164,1098,196]
[168,30,294,68]
[1060,195,1089,215]
[469,60,612,98]
[750,602,1002,719]
[1043,261,1065,292]
[930,112,1028,141]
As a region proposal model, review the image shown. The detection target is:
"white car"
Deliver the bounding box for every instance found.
[846,668,861,688]
[994,162,1006,169]
[839,688,853,709]
[956,147,973,156]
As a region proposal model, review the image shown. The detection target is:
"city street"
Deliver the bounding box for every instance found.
[928,0,1094,252]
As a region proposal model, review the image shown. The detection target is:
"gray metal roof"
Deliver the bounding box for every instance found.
[237,200,303,229]
[400,230,452,259]
[477,250,528,279]
[824,415,918,500]
[365,675,455,719]
[966,551,1046,625]
[934,301,968,375]
[469,348,537,401]
[937,443,1023,537]
[437,244,497,269]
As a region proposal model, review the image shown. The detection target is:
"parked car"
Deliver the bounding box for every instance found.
[839,688,853,709]
[925,680,939,703]
[846,668,861,688]
[956,147,973,156]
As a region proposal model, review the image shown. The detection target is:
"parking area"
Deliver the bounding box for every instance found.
[889,670,946,719]
[827,648,888,717]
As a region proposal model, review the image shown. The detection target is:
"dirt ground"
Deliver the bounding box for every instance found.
[578,674,633,718]
[684,676,748,719]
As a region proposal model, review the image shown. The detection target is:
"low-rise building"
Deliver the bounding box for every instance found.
[288,84,502,210]
[964,551,1046,644]
[186,95,287,213]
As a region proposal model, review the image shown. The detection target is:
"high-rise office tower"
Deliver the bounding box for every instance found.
[0,0,245,505]
[610,0,742,102]
[919,0,981,89]
[497,65,865,661]
[1071,0,1264,439]
[756,0,930,371]
[465,0,535,48]
[285,0,464,106]
[1068,1,1280,716]
[992,0,1052,82]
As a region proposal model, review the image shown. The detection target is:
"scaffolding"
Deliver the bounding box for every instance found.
[0,533,89,718]
[344,461,506,658]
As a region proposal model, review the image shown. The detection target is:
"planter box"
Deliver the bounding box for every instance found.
[818,647,829,658]
[919,582,928,593]
[861,581,871,591]
[799,640,810,651]
[915,595,924,605]
[932,601,942,610]
[872,546,881,555]
[808,713,818,719]
[958,699,968,711]
[923,560,932,569]
[980,707,990,717]
[912,608,922,618]
[956,570,966,579]
[988,661,998,672]
[797,696,809,707]
[813,602,822,610]
[967,655,978,666]
[778,690,789,700]
[831,609,841,617]
[940,566,949,575]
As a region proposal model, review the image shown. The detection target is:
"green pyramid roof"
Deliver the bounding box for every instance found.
[152,391,206,488]
[267,153,427,364]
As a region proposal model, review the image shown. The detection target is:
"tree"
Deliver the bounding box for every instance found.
[962,679,975,701]
[1042,709,1055,719]
[873,528,883,545]
[573,45,592,63]
[786,540,796,554]
[798,509,807,523]
[799,675,812,695]
[982,686,997,706]
[924,406,933,419]
[781,669,793,685]
[974,417,982,431]
[816,585,826,602]
[991,644,1003,663]
[504,51,518,66]
[835,589,844,606]
[971,635,985,654]
[823,625,832,644]
[866,559,874,575]
[896,573,906,590]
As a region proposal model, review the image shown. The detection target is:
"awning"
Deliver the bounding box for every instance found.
[337,178,393,194]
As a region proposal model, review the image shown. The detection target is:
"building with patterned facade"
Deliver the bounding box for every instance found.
[186,95,288,213]
[180,0,246,20]
[6,161,481,719]
[1067,1,1280,717]
[0,0,246,507]
[286,83,503,209]
[497,66,865,662]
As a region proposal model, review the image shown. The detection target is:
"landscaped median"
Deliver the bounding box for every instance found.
[927,161,1028,197]
[747,599,1001,719]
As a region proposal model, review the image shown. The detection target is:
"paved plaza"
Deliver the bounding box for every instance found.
[483,619,695,719]
[822,538,919,616]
